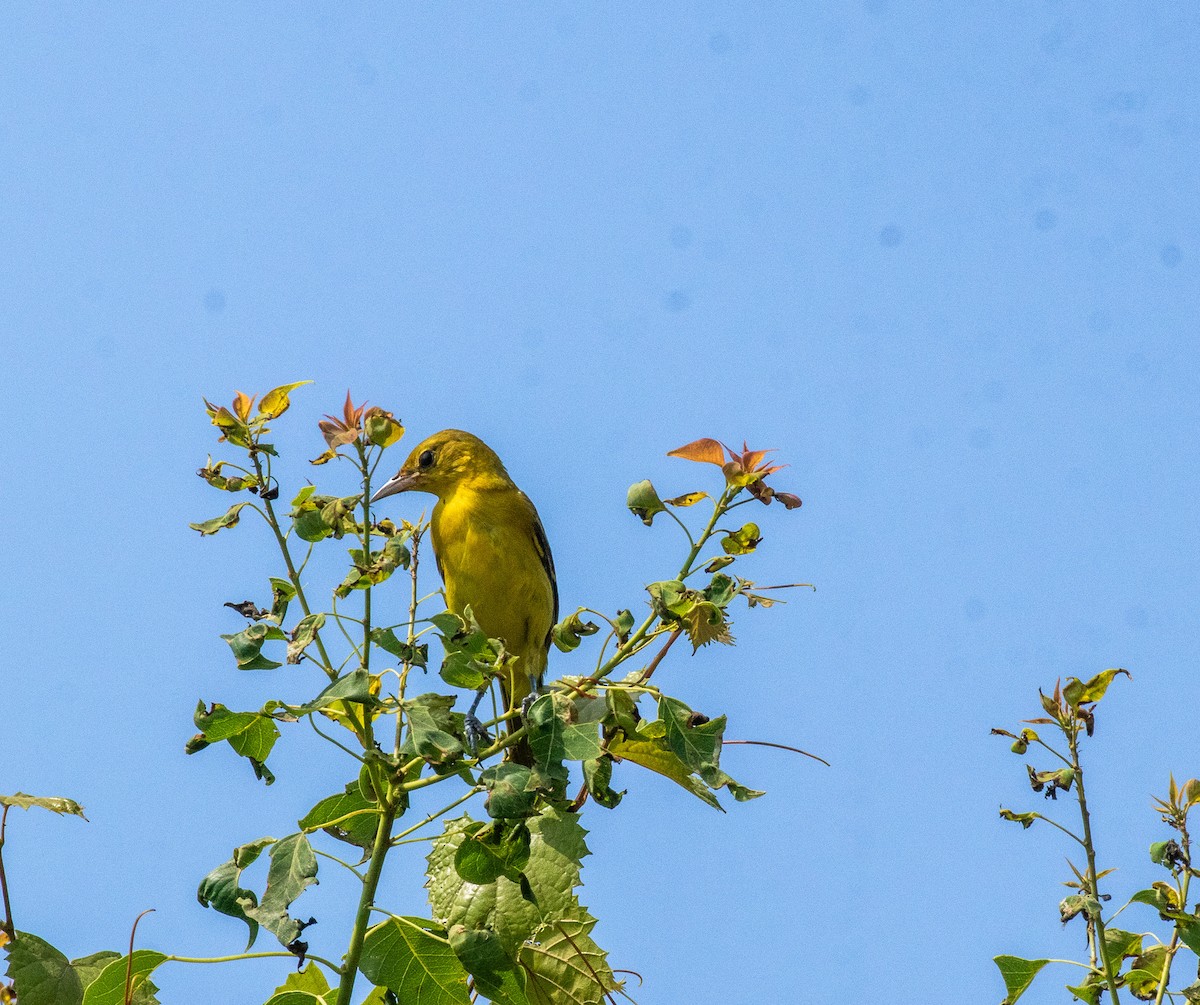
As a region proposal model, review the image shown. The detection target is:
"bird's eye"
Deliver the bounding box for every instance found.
[418,449,435,470]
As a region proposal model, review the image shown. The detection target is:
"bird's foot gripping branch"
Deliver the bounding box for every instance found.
[1,382,811,1005]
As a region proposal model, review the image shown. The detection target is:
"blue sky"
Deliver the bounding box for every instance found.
[3,4,1198,1003]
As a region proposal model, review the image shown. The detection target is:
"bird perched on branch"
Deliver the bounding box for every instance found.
[371,430,558,760]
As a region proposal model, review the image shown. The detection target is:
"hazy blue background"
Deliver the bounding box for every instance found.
[3,4,1197,1003]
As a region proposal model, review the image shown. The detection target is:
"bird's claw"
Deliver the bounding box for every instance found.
[464,713,492,755]
[520,672,541,719]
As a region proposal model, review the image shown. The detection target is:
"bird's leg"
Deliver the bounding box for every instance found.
[463,688,493,755]
[519,673,541,718]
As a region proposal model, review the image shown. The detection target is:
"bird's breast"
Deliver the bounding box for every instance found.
[430,489,555,664]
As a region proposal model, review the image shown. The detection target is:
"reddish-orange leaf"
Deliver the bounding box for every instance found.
[667,438,726,466]
[232,390,255,421]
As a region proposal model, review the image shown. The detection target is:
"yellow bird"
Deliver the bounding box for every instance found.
[371,430,558,756]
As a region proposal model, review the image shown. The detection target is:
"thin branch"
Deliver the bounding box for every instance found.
[125,909,156,1004]
[390,787,483,846]
[722,739,830,767]
[632,627,683,685]
[307,716,367,763]
[166,951,341,973]
[313,848,365,881]
[0,806,14,940]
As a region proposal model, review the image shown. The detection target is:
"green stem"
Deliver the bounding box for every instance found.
[166,951,341,973]
[313,848,365,881]
[358,443,373,673]
[307,716,366,763]
[1153,824,1192,1005]
[396,529,423,756]
[1069,719,1121,1005]
[336,799,399,1005]
[0,806,14,940]
[251,450,372,749]
[679,487,735,580]
[1023,811,1086,847]
[390,787,482,845]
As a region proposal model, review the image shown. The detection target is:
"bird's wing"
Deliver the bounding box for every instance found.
[526,495,559,632]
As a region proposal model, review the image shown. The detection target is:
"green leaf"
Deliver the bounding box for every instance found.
[79,952,166,1005]
[0,793,87,819]
[1130,887,1163,910]
[433,613,512,691]
[681,600,733,650]
[263,993,325,1005]
[720,522,762,555]
[221,623,287,670]
[659,696,723,773]
[480,764,539,819]
[243,833,319,946]
[606,734,723,811]
[68,953,120,991]
[191,703,280,781]
[371,628,428,667]
[448,927,529,1005]
[299,782,380,852]
[284,669,381,716]
[626,480,666,525]
[1126,949,1169,999]
[703,572,738,607]
[1065,978,1104,1005]
[1102,928,1143,970]
[287,613,326,664]
[704,555,735,573]
[271,962,331,996]
[334,536,412,598]
[453,821,530,885]
[582,756,623,809]
[227,717,281,765]
[1059,894,1088,923]
[1177,919,1200,957]
[190,502,252,536]
[999,809,1038,829]
[403,693,466,766]
[645,580,692,620]
[993,956,1050,1004]
[614,609,634,641]
[6,932,83,1005]
[605,688,641,734]
[1062,668,1130,709]
[519,919,618,1005]
[358,918,470,1005]
[364,408,404,448]
[427,810,596,957]
[197,838,272,948]
[258,381,311,420]
[526,694,603,765]
[663,491,708,507]
[551,611,600,653]
[293,508,332,543]
[268,577,297,623]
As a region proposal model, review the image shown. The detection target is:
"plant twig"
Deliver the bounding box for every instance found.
[722,739,830,767]
[632,627,683,685]
[0,806,14,940]
[125,909,156,1004]
[1068,714,1121,1005]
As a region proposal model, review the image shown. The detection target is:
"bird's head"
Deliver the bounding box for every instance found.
[370,429,510,503]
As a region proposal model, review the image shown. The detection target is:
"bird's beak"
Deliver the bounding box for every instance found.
[371,470,420,503]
